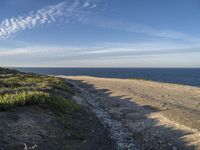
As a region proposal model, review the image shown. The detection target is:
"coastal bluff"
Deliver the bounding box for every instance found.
[0,68,114,150]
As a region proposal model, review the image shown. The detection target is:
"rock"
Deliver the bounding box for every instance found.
[29,144,37,149]
[82,140,87,143]
[24,144,28,150]
[171,145,178,150]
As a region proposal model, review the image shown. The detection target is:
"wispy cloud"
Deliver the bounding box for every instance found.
[0,0,98,39]
[1,42,200,67]
[0,0,196,44]
[82,16,200,43]
[1,42,199,58]
[0,2,65,39]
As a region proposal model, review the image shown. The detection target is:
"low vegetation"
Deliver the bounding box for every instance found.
[0,67,81,138]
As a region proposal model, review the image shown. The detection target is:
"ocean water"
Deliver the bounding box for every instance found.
[16,68,200,87]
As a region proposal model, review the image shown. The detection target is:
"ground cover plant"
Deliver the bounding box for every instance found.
[0,67,82,139]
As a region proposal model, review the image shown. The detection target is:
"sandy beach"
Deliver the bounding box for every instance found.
[63,76,200,150]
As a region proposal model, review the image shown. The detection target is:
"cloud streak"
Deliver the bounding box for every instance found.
[0,2,65,39]
[0,0,97,39]
[82,17,200,43]
[1,42,199,58]
[1,42,199,67]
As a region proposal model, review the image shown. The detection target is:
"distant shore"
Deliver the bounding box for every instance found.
[63,76,200,149]
[16,68,200,87]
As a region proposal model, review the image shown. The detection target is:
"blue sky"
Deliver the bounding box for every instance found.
[0,0,200,67]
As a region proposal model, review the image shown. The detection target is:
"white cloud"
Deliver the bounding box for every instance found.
[83,2,90,8]
[0,0,195,44]
[1,41,199,58]
[0,49,28,56]
[0,42,199,67]
[0,2,65,39]
[0,0,98,39]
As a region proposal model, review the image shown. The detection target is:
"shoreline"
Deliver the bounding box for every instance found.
[16,67,200,88]
[62,75,200,149]
[62,75,200,88]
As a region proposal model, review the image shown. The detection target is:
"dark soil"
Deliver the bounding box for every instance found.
[0,105,115,150]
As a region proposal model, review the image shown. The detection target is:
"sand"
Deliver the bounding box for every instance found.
[63,76,200,150]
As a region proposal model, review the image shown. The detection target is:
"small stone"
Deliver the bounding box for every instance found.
[29,144,37,149]
[24,144,28,150]
[163,107,168,110]
[82,140,87,143]
[171,146,178,150]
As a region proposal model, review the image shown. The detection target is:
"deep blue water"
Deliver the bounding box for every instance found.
[16,68,200,87]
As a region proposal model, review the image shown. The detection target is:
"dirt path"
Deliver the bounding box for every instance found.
[0,105,114,150]
[63,76,200,150]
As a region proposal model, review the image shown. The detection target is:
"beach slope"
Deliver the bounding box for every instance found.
[64,76,200,150]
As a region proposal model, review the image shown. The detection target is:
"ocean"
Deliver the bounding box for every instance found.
[16,68,200,87]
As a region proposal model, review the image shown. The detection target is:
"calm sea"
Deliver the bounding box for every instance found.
[16,68,200,87]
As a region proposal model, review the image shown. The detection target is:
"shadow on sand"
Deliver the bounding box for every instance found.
[66,78,198,150]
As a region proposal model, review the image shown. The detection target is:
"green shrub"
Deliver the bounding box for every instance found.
[0,68,75,110]
[0,91,49,110]
[0,67,81,138]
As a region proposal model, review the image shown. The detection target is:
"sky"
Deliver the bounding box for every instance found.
[0,0,200,67]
